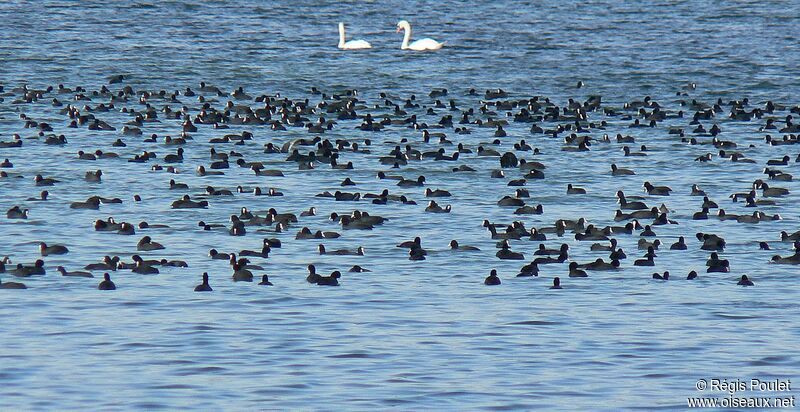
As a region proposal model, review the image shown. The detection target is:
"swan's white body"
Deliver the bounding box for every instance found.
[396,20,443,51]
[338,23,372,50]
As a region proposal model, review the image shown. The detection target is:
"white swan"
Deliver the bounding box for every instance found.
[338,23,372,50]
[396,20,444,51]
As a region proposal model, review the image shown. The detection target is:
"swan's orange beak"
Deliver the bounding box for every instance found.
[396,26,402,33]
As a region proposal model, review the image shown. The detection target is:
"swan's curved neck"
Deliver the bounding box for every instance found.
[401,25,411,49]
[338,24,346,48]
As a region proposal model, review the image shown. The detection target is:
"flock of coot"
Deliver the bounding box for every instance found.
[2,77,799,291]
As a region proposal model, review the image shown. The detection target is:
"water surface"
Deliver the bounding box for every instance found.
[1,1,799,410]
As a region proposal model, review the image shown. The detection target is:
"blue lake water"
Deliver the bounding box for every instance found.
[1,0,799,410]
